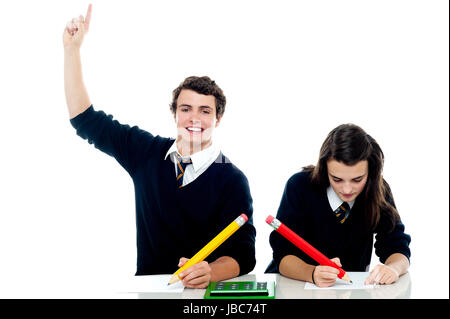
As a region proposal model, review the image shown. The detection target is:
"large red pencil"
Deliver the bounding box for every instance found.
[266,215,352,283]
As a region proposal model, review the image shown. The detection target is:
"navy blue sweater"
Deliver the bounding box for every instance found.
[266,171,411,273]
[71,106,256,275]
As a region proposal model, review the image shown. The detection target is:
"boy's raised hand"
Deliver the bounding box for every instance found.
[63,4,92,49]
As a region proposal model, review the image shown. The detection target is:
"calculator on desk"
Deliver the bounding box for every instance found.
[204,281,275,299]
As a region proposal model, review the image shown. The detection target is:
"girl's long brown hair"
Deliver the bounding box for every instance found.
[304,124,399,232]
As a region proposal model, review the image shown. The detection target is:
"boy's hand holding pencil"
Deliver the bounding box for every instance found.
[177,257,212,289]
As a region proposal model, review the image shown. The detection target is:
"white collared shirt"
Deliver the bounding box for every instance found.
[164,141,221,187]
[326,186,355,212]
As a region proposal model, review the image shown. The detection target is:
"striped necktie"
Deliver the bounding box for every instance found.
[174,153,192,188]
[334,202,351,224]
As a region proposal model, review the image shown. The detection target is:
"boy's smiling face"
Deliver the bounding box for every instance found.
[174,89,221,156]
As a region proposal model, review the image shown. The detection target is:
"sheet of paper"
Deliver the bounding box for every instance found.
[118,274,184,293]
[304,272,375,290]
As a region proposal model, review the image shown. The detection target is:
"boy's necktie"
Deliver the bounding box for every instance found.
[334,202,351,224]
[175,153,192,188]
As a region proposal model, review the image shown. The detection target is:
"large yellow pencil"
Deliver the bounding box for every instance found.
[168,214,248,285]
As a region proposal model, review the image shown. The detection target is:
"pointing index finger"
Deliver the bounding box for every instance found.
[85,4,92,31]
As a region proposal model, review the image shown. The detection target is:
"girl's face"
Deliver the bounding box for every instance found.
[327,159,369,203]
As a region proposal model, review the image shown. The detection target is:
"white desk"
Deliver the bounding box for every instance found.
[0,272,411,299]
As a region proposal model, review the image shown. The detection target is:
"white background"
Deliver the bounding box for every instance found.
[0,0,448,298]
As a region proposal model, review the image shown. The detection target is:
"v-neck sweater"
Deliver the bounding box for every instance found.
[265,171,411,273]
[70,106,256,275]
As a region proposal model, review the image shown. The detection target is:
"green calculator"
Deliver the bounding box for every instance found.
[204,281,276,299]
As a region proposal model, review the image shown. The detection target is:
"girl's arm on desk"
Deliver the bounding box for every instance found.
[279,254,342,288]
[365,253,409,285]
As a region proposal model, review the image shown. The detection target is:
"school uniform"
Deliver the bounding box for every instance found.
[71,105,256,275]
[265,170,411,273]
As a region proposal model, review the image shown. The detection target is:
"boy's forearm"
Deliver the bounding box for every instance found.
[64,48,91,119]
[209,256,240,282]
